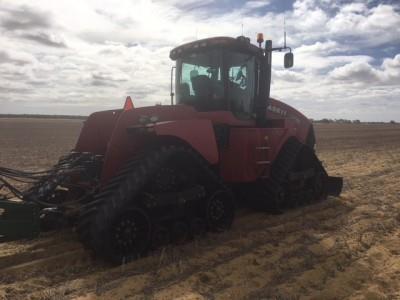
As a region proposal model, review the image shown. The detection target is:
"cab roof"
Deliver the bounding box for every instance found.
[169,36,262,60]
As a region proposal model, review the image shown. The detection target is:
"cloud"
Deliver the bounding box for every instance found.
[273,70,305,82]
[20,32,66,48]
[0,5,51,30]
[295,40,346,55]
[90,71,129,87]
[330,61,380,82]
[244,1,271,10]
[293,0,329,31]
[340,3,367,14]
[0,0,399,121]
[327,4,400,47]
[330,54,400,85]
[0,50,31,65]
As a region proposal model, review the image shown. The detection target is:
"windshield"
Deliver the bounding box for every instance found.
[176,49,256,115]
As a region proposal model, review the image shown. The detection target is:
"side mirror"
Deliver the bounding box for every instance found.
[284,52,294,68]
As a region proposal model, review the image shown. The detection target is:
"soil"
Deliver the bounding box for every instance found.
[0,119,399,300]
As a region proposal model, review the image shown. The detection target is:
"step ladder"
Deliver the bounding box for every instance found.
[255,146,271,179]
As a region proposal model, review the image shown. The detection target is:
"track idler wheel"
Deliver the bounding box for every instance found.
[312,171,326,201]
[206,190,234,231]
[111,208,152,261]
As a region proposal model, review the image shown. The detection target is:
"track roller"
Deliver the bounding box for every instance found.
[110,208,152,261]
[190,217,207,237]
[206,190,235,231]
[151,224,170,249]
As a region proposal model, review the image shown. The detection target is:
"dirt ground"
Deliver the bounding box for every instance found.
[0,119,399,300]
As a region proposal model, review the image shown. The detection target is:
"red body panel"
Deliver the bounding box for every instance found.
[219,126,297,182]
[153,120,219,164]
[266,98,311,145]
[75,109,122,155]
[74,98,312,187]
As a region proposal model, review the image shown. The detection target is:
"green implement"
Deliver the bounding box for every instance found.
[0,199,40,242]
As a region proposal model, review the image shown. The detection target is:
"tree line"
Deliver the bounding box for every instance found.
[312,119,396,124]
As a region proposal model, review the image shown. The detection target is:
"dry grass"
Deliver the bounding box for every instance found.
[1,119,400,300]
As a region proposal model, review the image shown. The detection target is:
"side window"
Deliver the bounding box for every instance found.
[228,65,247,90]
[226,53,255,117]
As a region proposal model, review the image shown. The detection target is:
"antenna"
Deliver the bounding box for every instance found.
[284,16,286,48]
[241,22,244,36]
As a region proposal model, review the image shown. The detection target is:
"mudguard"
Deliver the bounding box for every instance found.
[152,119,219,165]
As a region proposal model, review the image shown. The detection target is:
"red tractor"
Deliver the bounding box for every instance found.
[0,34,342,263]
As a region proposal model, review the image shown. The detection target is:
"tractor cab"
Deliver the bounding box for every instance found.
[170,36,293,122]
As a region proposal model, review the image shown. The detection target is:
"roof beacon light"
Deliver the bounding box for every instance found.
[124,96,134,111]
[257,33,264,47]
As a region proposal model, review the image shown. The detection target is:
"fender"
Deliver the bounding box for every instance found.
[75,109,123,155]
[267,98,312,145]
[152,119,219,164]
[100,117,218,187]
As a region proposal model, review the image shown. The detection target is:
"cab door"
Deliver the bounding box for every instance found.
[218,127,270,182]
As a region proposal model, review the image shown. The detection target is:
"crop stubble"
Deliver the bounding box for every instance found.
[0,119,399,299]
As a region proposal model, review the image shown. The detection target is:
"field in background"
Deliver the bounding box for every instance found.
[0,119,399,299]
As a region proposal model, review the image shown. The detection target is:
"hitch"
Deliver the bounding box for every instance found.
[0,151,102,242]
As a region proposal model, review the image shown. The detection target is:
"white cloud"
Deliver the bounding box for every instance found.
[243,1,271,10]
[293,1,328,31]
[330,54,400,85]
[0,0,399,121]
[327,4,400,47]
[341,3,367,14]
[330,61,380,82]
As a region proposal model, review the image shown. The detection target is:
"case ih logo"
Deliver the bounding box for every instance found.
[267,104,287,117]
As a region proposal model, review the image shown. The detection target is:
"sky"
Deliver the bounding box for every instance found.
[0,0,399,121]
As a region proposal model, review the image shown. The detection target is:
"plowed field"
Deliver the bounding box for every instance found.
[1,119,399,300]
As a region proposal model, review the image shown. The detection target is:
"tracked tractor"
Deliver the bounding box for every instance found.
[0,34,342,263]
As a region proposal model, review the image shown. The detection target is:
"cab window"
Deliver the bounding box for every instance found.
[226,53,256,117]
[177,50,224,111]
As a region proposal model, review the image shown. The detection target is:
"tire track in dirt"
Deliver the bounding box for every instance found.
[2,198,349,299]
[67,199,352,299]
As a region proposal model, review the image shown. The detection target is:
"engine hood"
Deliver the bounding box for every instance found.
[267,98,311,127]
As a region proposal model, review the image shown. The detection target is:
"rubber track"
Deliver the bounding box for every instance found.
[265,137,326,209]
[77,144,233,262]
